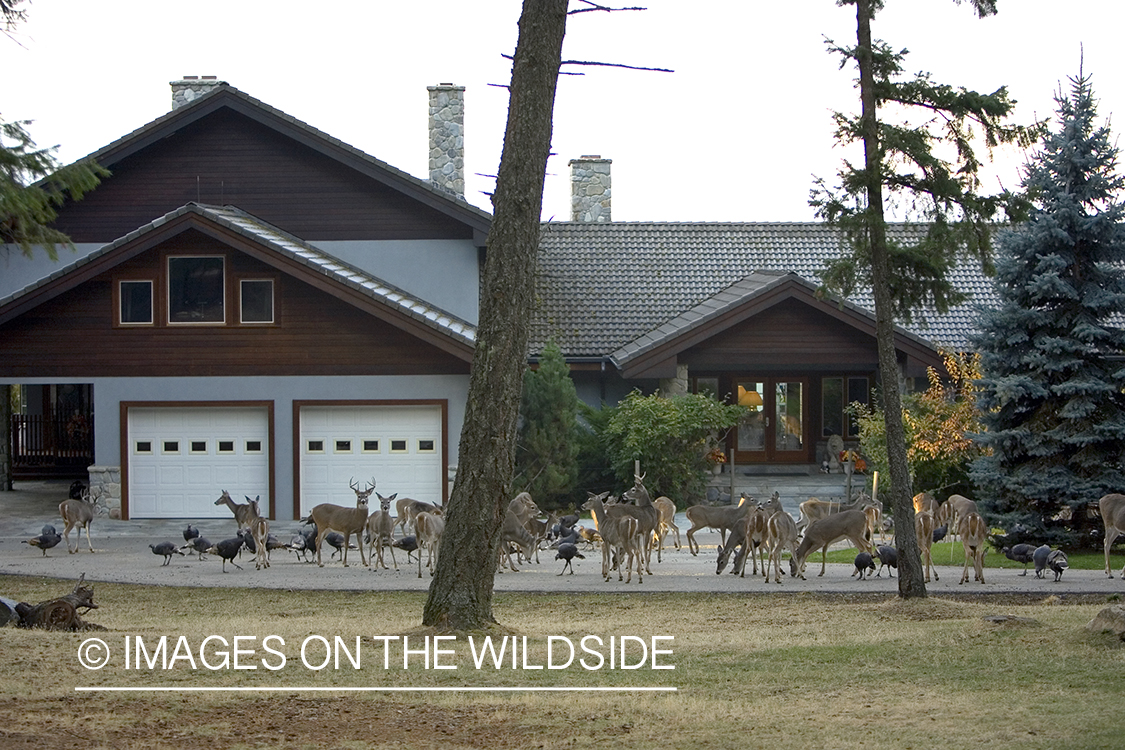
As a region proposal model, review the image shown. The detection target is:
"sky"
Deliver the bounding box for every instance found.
[1,0,1122,223]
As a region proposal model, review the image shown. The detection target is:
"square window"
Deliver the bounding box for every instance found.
[307,440,325,453]
[335,439,352,453]
[390,439,408,453]
[190,440,207,454]
[162,440,180,454]
[245,440,262,453]
[362,439,380,453]
[168,256,224,323]
[119,280,153,324]
[240,279,274,323]
[418,439,436,453]
[135,440,152,454]
[218,440,236,454]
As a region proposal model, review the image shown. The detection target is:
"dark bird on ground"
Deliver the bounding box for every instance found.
[23,531,63,556]
[325,531,357,559]
[1046,549,1069,582]
[183,524,200,543]
[555,542,585,575]
[1001,543,1037,575]
[558,514,580,531]
[287,530,317,562]
[237,527,257,554]
[852,552,876,580]
[875,545,898,578]
[392,535,420,562]
[1033,544,1052,579]
[41,524,57,536]
[550,528,581,548]
[150,541,185,566]
[180,536,212,560]
[932,525,948,544]
[208,537,246,572]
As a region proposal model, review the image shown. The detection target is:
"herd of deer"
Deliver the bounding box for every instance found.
[43,477,1125,585]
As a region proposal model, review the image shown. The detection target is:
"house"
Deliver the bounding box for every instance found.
[0,78,984,518]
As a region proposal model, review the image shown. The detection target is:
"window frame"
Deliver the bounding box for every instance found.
[239,278,275,325]
[117,279,155,326]
[167,255,226,325]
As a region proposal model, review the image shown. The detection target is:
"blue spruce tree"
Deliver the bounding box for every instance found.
[972,74,1125,548]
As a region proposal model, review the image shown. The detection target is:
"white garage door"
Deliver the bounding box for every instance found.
[299,405,443,517]
[128,406,270,518]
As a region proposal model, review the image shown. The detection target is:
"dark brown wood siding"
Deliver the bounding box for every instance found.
[52,109,474,243]
[681,298,880,371]
[0,232,469,378]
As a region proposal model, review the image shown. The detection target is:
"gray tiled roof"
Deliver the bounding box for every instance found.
[0,203,477,348]
[533,221,996,357]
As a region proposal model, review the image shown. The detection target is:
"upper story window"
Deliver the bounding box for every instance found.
[168,256,225,324]
[240,279,274,323]
[119,280,153,325]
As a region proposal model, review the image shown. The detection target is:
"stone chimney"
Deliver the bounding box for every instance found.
[428,83,465,197]
[569,155,611,222]
[170,76,225,110]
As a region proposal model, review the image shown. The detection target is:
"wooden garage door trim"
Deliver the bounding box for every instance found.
[120,400,275,520]
[291,399,448,521]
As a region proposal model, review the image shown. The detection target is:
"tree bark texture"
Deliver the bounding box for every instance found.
[0,384,11,492]
[855,0,925,598]
[422,0,568,630]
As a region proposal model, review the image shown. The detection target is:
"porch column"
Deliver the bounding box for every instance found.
[660,364,689,397]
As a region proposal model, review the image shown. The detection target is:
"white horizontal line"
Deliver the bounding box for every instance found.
[76,686,677,693]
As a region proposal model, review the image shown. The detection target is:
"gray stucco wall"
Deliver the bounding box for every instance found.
[0,243,102,301]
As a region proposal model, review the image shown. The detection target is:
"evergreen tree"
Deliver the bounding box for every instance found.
[514,341,579,509]
[972,74,1125,548]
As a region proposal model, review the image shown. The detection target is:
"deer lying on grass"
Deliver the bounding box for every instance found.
[366,493,398,571]
[653,496,681,551]
[414,510,445,578]
[583,491,642,583]
[1099,493,1125,578]
[795,493,875,536]
[684,494,753,556]
[214,490,259,529]
[247,498,270,571]
[915,510,939,582]
[304,478,373,568]
[59,488,102,554]
[958,511,987,584]
[938,494,978,544]
[790,509,873,580]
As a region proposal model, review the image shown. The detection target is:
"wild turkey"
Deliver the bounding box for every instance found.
[555,542,585,575]
[149,541,185,566]
[180,536,212,560]
[875,545,898,578]
[392,535,420,563]
[207,537,246,572]
[1046,549,1069,582]
[183,524,200,543]
[852,552,876,580]
[23,531,63,556]
[1001,543,1037,576]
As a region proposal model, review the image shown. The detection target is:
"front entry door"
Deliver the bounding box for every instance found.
[733,378,808,463]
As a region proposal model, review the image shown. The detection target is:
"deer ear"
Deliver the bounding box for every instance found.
[389,494,397,500]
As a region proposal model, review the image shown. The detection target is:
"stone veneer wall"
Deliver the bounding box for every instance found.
[170,76,225,110]
[569,156,612,222]
[87,465,122,519]
[428,84,465,197]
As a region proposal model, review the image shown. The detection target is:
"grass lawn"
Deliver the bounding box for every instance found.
[1,575,1123,749]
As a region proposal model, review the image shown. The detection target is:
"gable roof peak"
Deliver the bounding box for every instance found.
[170,76,227,110]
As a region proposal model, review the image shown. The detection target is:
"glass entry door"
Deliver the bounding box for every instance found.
[734,378,808,462]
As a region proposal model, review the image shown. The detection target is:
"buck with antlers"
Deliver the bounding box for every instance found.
[958,511,988,585]
[790,509,873,579]
[303,478,374,567]
[1099,493,1125,578]
[214,490,259,529]
[59,487,102,554]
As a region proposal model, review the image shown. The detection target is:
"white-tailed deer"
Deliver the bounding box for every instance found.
[915,510,939,582]
[582,491,642,583]
[1099,493,1125,578]
[616,474,661,572]
[414,510,444,578]
[653,496,681,551]
[766,508,799,584]
[394,497,443,537]
[684,494,753,556]
[499,508,538,572]
[59,488,101,554]
[214,490,258,529]
[248,498,270,571]
[366,492,398,571]
[304,478,373,567]
[913,491,940,515]
[790,509,873,579]
[938,494,978,543]
[796,493,875,536]
[958,511,987,584]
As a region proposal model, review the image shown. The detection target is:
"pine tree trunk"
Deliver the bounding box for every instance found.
[855,0,925,597]
[422,0,568,631]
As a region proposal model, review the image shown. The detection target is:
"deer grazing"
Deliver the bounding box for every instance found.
[303,478,373,568]
[958,511,988,584]
[214,490,259,529]
[498,506,538,572]
[915,510,939,582]
[247,498,270,571]
[582,491,642,583]
[1099,493,1125,578]
[366,492,398,571]
[790,509,873,579]
[59,488,101,554]
[684,494,754,556]
[414,510,444,578]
